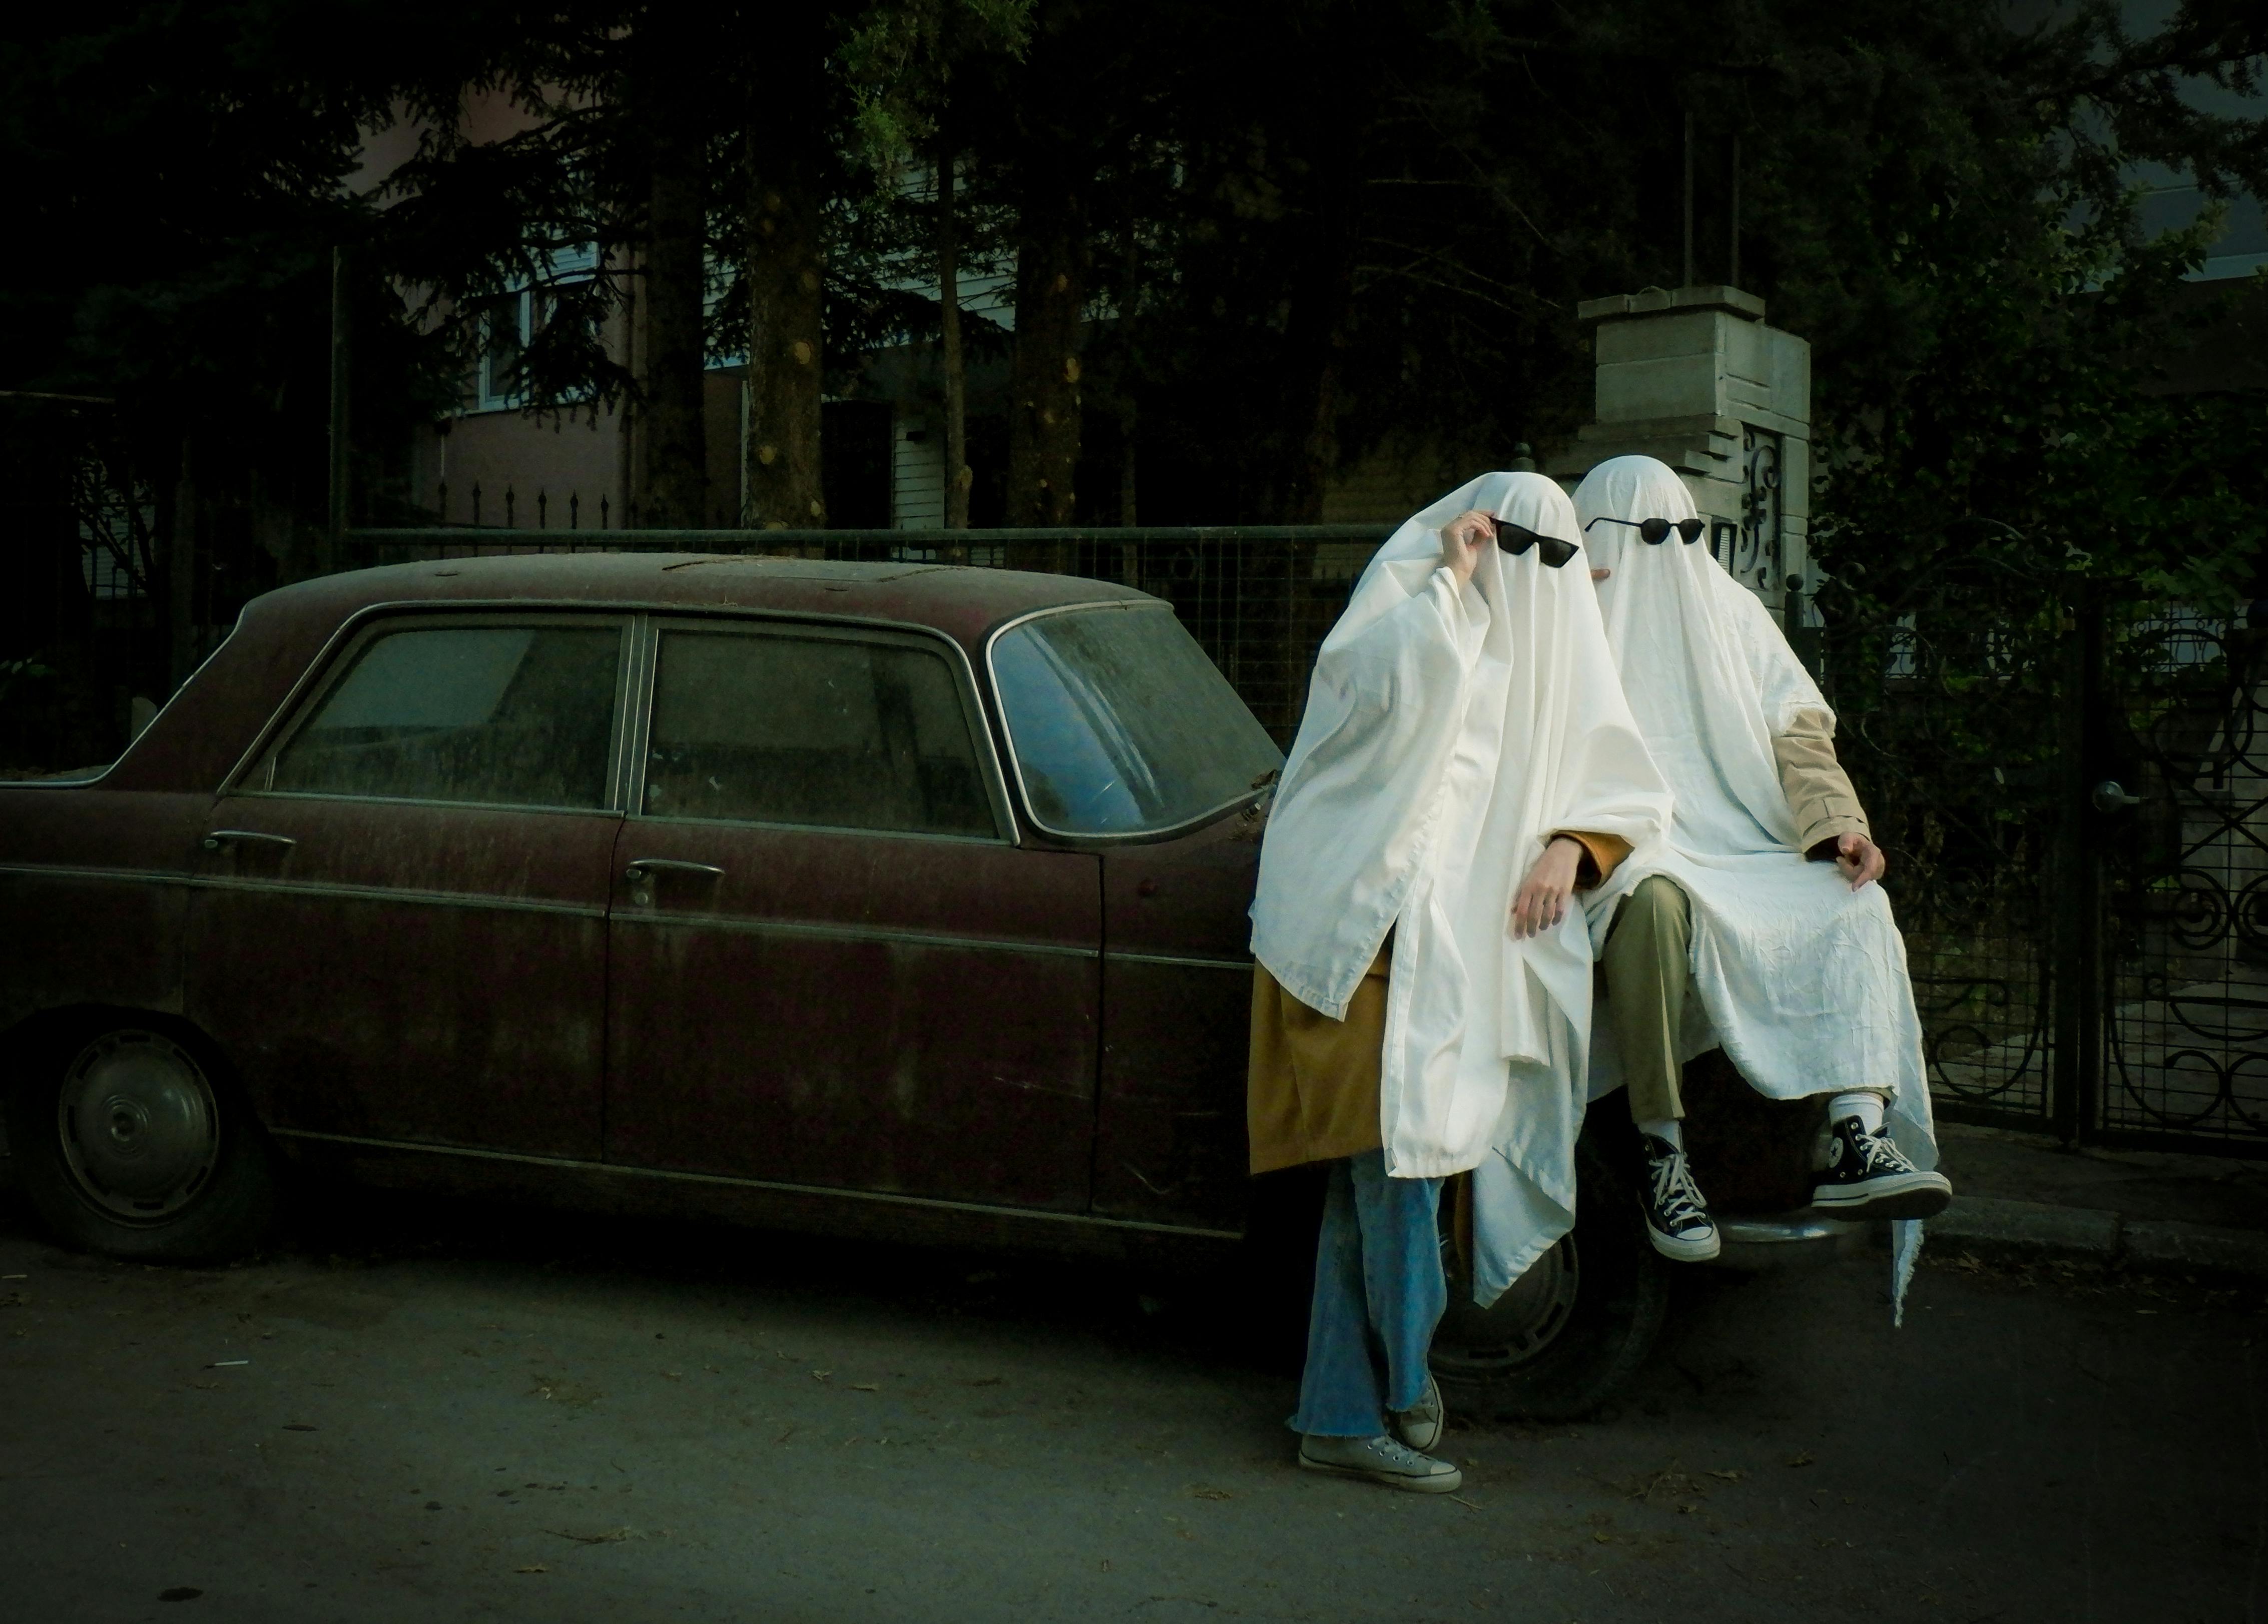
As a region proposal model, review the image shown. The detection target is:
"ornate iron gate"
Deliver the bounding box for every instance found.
[2092,606,2267,1149]
[1825,564,2070,1135]
[1827,568,2268,1157]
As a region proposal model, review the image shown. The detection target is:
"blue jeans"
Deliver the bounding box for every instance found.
[1290,1149,1447,1438]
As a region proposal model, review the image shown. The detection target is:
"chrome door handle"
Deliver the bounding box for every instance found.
[202,830,298,852]
[623,859,726,882]
[2090,780,2147,814]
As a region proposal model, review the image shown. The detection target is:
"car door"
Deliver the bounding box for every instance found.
[978,600,1286,1236]
[185,613,630,1159]
[601,616,1100,1211]
[1094,817,1264,1233]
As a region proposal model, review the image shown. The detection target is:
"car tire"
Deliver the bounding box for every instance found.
[3,1018,278,1263]
[1431,1123,1671,1423]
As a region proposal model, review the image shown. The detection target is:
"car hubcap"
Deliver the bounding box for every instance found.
[55,1032,221,1222]
[1431,1233,1582,1379]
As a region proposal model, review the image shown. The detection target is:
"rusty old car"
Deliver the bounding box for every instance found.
[3,552,1807,1418]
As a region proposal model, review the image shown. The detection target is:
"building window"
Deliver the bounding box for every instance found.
[471,245,599,413]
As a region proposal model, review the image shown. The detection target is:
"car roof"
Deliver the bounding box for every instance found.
[261,552,1153,644]
[105,554,1156,794]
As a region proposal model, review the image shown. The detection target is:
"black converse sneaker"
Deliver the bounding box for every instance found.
[1811,1115,1953,1220]
[1639,1134,1721,1262]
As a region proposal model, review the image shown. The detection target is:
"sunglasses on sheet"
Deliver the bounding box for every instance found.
[1583,515,1706,545]
[1493,520,1580,568]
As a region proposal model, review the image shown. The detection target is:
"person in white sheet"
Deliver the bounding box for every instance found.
[1248,471,1669,1491]
[1570,454,1951,1263]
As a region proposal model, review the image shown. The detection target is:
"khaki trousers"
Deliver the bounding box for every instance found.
[1601,875,1693,1123]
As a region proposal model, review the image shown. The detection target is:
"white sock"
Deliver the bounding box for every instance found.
[1637,1118,1683,1149]
[1829,1092,1886,1134]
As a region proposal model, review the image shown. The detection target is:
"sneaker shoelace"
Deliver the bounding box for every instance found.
[1647,1150,1710,1232]
[1359,1436,1434,1469]
[1852,1125,1920,1178]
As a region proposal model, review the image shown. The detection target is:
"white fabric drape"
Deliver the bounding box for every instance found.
[1250,471,1671,1301]
[1571,455,1939,1175]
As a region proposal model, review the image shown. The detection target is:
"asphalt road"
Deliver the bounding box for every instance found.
[0,1175,2259,1624]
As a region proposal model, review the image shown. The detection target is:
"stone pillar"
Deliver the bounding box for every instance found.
[1546,285,1812,623]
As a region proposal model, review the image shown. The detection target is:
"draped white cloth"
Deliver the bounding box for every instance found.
[1571,455,1939,1174]
[1250,472,1671,1301]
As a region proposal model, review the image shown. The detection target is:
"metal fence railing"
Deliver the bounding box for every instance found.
[2097,609,2268,1152]
[1822,579,2074,1139]
[1821,567,2268,1159]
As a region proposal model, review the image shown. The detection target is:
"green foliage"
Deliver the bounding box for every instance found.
[0,657,56,706]
[838,0,1034,182]
[1762,1,2268,611]
[4,1,2263,543]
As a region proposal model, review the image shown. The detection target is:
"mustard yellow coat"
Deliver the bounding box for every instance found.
[1246,831,1631,1175]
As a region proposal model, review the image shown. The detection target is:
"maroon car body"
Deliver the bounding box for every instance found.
[0,555,1279,1265]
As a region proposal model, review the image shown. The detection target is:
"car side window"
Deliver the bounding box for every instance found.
[269,622,623,809]
[643,627,996,838]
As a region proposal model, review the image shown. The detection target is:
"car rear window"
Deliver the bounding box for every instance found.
[269,623,622,808]
[989,604,1282,838]
[642,627,996,838]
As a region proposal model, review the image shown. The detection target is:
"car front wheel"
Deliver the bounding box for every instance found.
[1430,1125,1670,1422]
[5,1020,277,1263]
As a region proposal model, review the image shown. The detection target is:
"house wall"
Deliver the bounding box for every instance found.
[409,366,762,530]
[416,402,627,530]
[890,411,947,528]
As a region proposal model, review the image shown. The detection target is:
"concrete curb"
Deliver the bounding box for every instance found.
[1927,1194,2268,1281]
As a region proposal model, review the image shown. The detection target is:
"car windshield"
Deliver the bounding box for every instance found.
[990,604,1282,838]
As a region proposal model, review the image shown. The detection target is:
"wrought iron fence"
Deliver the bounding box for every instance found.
[2096,607,2267,1149]
[0,395,174,771]
[1820,571,2074,1136]
[1821,559,2267,1158]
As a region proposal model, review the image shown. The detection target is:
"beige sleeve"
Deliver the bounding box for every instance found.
[1772,709,1871,856]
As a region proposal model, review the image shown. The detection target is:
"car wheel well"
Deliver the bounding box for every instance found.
[1,1005,278,1262]
[0,1005,252,1143]
[4,1003,227,1059]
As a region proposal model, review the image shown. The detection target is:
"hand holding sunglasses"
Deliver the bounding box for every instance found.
[1493,519,1581,569]
[1439,509,1496,586]
[1583,515,1706,546]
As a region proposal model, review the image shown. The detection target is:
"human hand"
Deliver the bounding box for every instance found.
[1511,836,1584,939]
[1589,567,1611,583]
[1440,510,1495,587]
[1834,832,1886,891]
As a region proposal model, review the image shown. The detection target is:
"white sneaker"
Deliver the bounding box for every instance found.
[1393,1373,1445,1453]
[1298,1433,1463,1493]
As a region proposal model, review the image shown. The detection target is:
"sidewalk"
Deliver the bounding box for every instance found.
[1929,1120,2268,1279]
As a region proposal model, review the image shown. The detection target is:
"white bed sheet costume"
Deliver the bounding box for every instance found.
[1249,471,1671,1306]
[1571,455,1942,1195]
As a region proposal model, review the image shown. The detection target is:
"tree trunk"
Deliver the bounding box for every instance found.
[1115,214,1138,526]
[633,9,709,533]
[937,145,971,531]
[1005,169,1086,528]
[744,44,827,532]
[638,140,709,530]
[167,439,197,691]
[326,246,351,570]
[1273,165,1357,524]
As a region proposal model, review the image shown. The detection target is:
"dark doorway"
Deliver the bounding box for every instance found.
[821,400,892,529]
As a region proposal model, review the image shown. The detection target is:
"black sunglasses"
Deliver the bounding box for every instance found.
[1495,520,1580,568]
[1583,515,1706,546]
